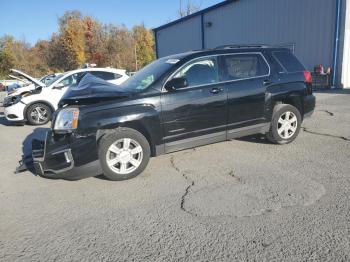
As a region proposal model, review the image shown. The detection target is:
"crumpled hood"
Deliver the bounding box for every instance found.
[59,73,133,106]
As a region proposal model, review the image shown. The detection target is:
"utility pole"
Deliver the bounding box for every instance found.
[180,0,182,16]
[134,43,138,71]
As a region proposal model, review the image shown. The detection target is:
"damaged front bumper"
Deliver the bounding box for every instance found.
[32,131,102,179]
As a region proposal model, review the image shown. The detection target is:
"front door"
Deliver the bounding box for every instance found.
[161,56,227,153]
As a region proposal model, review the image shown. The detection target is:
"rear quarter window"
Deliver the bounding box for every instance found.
[273,51,305,73]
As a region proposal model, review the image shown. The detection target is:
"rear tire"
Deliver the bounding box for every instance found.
[26,103,52,125]
[266,104,301,144]
[98,128,150,181]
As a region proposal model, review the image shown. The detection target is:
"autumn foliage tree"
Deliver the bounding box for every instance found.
[133,24,156,70]
[0,10,156,78]
[60,16,86,70]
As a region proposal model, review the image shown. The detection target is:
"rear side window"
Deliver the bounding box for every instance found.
[273,51,305,73]
[221,54,269,81]
[90,71,116,80]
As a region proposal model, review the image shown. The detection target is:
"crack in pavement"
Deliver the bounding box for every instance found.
[261,236,282,249]
[228,170,241,183]
[302,127,349,142]
[170,156,197,216]
[317,110,334,116]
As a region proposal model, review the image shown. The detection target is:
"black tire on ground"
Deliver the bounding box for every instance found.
[266,104,302,144]
[26,103,52,125]
[98,128,151,181]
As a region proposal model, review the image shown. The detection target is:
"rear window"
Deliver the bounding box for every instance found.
[273,51,305,73]
[90,71,116,81]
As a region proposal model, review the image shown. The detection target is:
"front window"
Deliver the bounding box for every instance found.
[58,73,81,87]
[172,56,219,88]
[46,73,66,87]
[120,56,182,92]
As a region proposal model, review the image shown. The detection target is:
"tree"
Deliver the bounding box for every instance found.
[133,24,155,70]
[59,10,82,29]
[0,10,156,78]
[60,17,86,70]
[46,33,66,72]
[0,36,14,78]
[178,0,201,18]
[28,40,52,76]
[0,36,32,75]
[0,51,13,79]
[82,16,106,66]
[103,24,135,70]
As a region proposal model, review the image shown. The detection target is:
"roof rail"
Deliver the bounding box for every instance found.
[215,44,271,49]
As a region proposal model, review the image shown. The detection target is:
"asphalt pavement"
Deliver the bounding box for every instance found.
[0,90,350,261]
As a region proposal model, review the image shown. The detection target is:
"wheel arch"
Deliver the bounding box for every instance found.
[23,100,55,120]
[270,93,304,120]
[96,121,157,157]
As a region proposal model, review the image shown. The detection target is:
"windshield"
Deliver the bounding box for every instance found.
[46,73,67,87]
[120,56,182,92]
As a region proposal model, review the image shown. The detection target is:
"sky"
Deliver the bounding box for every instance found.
[0,0,222,45]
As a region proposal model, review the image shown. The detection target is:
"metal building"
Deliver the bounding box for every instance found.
[154,0,349,88]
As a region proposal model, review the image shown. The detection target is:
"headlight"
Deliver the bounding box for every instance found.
[4,95,21,107]
[54,108,79,131]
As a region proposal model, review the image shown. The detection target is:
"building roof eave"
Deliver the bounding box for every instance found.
[153,0,238,32]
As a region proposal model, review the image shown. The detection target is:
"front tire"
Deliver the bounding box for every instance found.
[26,103,52,125]
[98,128,151,181]
[266,104,301,144]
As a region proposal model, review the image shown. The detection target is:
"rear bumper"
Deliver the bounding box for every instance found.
[32,131,102,180]
[303,95,316,118]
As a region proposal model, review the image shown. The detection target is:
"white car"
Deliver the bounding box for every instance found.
[4,68,129,125]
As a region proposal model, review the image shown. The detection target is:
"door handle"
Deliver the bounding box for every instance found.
[210,87,223,94]
[263,79,273,86]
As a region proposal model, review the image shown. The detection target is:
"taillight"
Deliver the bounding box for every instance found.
[304,70,312,84]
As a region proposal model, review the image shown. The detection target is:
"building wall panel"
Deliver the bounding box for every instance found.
[203,0,336,70]
[341,0,350,88]
[155,0,338,73]
[156,16,202,58]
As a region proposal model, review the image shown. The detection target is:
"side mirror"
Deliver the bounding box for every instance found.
[53,83,65,89]
[164,77,188,91]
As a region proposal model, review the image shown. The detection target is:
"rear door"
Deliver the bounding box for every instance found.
[161,56,227,153]
[219,53,271,137]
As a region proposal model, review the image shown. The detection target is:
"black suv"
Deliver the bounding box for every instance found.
[32,46,315,180]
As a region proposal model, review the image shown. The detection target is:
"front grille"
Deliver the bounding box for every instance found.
[32,149,44,159]
[32,139,45,160]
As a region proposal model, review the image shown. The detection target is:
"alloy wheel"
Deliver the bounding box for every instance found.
[277,111,298,139]
[106,138,143,175]
[30,106,49,124]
